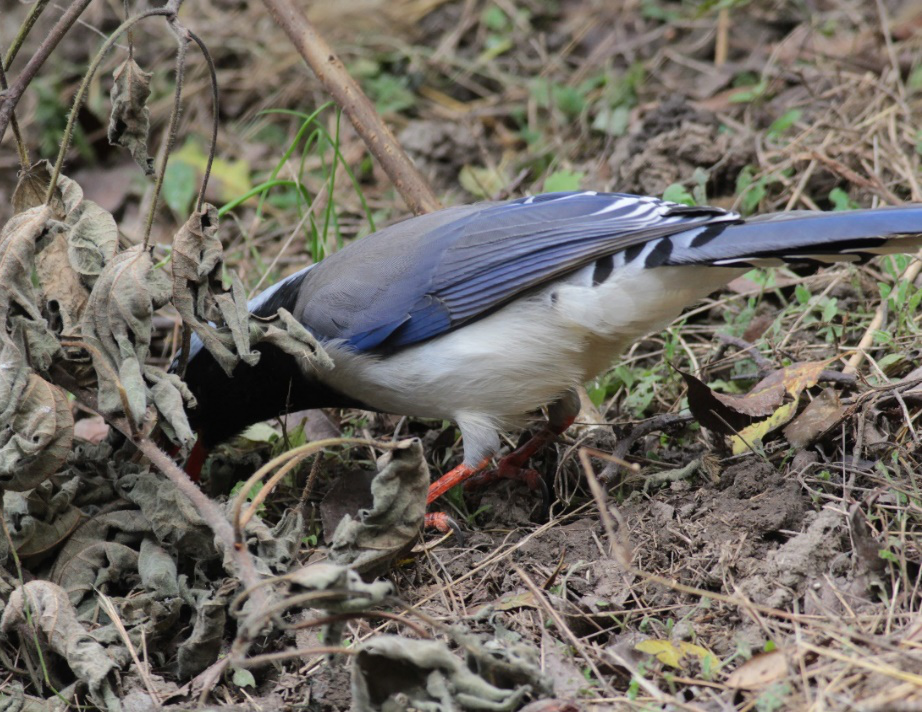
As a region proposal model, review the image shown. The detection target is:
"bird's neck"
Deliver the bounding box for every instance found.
[184,342,360,447]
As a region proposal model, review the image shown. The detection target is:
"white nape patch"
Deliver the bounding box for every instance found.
[321,261,743,465]
[247,264,316,312]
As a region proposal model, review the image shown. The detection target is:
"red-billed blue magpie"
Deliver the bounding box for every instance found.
[181,191,922,520]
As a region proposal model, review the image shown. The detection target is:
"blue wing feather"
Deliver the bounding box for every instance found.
[296,192,739,351]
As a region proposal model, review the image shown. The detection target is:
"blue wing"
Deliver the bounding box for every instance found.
[294,192,740,351]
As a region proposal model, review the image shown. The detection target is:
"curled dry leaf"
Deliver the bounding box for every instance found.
[12,161,57,215]
[256,307,334,373]
[35,231,88,336]
[681,360,831,436]
[352,635,537,712]
[80,245,174,428]
[285,562,394,611]
[0,581,120,709]
[3,487,83,563]
[108,57,155,175]
[329,438,429,574]
[0,337,31,427]
[172,205,257,375]
[0,373,74,492]
[0,205,54,336]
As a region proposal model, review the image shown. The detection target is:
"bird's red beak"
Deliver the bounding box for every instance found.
[184,437,208,482]
[165,435,208,482]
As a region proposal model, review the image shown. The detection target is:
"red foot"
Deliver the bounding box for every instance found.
[424,512,455,533]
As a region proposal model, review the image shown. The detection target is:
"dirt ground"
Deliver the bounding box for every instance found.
[3,0,922,710]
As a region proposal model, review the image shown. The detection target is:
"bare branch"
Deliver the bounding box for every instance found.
[260,0,441,216]
[0,0,93,144]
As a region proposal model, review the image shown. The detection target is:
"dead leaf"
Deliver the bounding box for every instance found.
[171,206,257,375]
[493,591,540,612]
[0,581,120,708]
[254,307,334,373]
[783,388,846,449]
[725,649,789,690]
[80,245,175,428]
[0,205,55,336]
[0,374,74,492]
[682,360,832,437]
[3,489,83,563]
[108,58,155,174]
[321,468,376,543]
[731,397,800,455]
[634,639,719,670]
[353,634,539,712]
[12,161,56,215]
[35,231,89,336]
[329,439,429,574]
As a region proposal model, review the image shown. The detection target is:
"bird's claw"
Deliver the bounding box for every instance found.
[424,512,465,544]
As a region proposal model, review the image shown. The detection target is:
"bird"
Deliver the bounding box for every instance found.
[180,190,922,528]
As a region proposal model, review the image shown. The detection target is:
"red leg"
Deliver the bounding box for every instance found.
[426,458,490,504]
[463,414,575,492]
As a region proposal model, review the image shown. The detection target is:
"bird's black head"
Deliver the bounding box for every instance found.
[180,340,367,448]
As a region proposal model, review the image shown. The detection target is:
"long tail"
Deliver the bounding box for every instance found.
[667,205,922,268]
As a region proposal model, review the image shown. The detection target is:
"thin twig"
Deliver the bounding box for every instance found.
[0,0,93,144]
[44,7,178,204]
[0,46,29,169]
[186,30,219,213]
[3,0,53,71]
[143,18,190,247]
[259,0,442,215]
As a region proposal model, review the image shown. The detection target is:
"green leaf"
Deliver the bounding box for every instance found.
[766,109,802,138]
[729,79,768,104]
[663,183,696,206]
[544,169,584,192]
[829,187,859,211]
[363,74,416,115]
[592,105,630,136]
[232,668,256,688]
[794,284,811,305]
[482,5,509,31]
[162,161,198,214]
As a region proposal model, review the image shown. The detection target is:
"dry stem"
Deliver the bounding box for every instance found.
[260,0,442,215]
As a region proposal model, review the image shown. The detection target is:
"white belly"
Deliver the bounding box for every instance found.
[321,263,741,430]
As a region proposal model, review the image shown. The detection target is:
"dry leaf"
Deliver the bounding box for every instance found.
[0,205,54,336]
[682,360,831,437]
[255,307,334,373]
[0,581,119,708]
[329,439,429,574]
[783,388,846,449]
[108,58,155,174]
[731,398,800,455]
[80,245,173,426]
[634,639,719,670]
[0,374,74,492]
[171,206,257,375]
[353,634,542,712]
[35,231,89,336]
[725,650,789,689]
[12,161,56,215]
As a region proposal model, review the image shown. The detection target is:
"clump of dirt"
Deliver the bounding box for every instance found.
[610,96,755,196]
